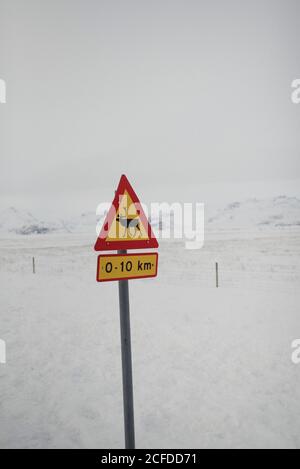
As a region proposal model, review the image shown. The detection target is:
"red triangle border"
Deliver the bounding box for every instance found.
[94,175,159,251]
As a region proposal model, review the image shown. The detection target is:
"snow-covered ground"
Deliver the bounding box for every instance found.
[0,222,300,448]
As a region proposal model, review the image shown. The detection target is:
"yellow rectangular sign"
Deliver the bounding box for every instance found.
[97,252,158,282]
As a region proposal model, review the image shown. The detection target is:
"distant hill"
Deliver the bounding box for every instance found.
[0,207,69,235]
[207,196,300,230]
[0,196,300,235]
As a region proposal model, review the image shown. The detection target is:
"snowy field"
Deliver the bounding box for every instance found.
[0,228,300,449]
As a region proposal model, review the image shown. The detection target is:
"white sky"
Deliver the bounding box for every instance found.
[0,0,299,216]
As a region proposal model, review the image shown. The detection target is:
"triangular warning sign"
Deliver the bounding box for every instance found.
[94,175,159,251]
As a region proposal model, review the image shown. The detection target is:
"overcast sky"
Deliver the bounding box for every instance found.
[0,0,299,216]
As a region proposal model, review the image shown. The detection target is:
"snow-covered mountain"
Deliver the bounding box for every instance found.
[61,211,105,234]
[208,196,300,230]
[0,207,106,236]
[0,207,58,235]
[0,196,300,236]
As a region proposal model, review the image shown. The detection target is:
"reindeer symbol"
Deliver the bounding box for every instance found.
[116,209,141,237]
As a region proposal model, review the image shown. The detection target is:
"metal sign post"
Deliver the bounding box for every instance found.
[118,249,135,449]
[94,175,159,449]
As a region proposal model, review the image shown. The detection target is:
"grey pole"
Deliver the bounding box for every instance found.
[216,262,219,288]
[33,257,35,274]
[118,249,135,449]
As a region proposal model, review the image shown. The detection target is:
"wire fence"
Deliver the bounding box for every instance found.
[1,237,300,293]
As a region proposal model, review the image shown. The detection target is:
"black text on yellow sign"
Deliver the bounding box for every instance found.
[97,252,158,282]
